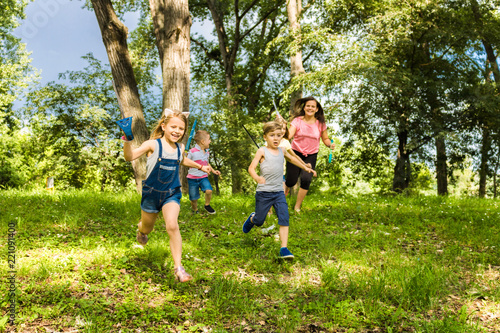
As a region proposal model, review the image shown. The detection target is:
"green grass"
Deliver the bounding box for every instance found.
[1,189,499,332]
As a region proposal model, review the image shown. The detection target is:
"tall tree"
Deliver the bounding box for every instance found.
[150,0,191,112]
[291,0,472,193]
[90,0,150,192]
[0,0,35,113]
[0,0,37,188]
[190,0,288,193]
[286,0,305,115]
[149,0,192,191]
[470,0,500,197]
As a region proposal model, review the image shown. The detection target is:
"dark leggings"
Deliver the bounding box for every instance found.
[285,150,318,190]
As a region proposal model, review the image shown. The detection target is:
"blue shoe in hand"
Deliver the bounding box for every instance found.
[279,247,294,259]
[242,212,255,233]
[117,117,134,141]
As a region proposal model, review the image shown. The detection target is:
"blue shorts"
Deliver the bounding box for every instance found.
[253,191,289,227]
[187,177,213,201]
[141,185,182,213]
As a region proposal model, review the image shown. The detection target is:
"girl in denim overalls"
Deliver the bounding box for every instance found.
[123,109,210,282]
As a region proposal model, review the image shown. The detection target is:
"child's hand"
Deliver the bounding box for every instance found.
[257,176,266,184]
[312,170,317,177]
[213,170,221,176]
[305,167,316,176]
[200,165,211,174]
[306,163,312,168]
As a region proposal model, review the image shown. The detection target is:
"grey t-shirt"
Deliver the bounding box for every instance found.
[256,147,285,192]
[146,140,183,179]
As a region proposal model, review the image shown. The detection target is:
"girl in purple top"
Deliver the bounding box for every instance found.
[285,97,335,212]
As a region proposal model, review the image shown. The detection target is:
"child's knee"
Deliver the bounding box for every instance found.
[165,220,180,234]
[252,215,265,227]
[205,189,212,195]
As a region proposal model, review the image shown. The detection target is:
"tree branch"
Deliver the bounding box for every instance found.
[191,37,224,67]
[239,2,281,42]
[239,0,260,20]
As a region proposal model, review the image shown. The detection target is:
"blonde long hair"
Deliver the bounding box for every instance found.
[150,110,189,140]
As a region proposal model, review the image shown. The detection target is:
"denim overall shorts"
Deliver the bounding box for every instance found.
[141,139,182,213]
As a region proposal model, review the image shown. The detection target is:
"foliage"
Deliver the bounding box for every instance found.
[0,0,36,113]
[189,0,294,192]
[286,0,499,193]
[18,55,137,190]
[0,119,31,188]
[1,189,499,331]
[2,0,499,196]
[0,0,38,188]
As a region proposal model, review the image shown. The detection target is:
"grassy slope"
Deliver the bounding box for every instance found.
[0,189,499,332]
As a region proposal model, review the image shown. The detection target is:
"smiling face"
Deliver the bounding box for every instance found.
[304,100,318,118]
[263,129,283,149]
[161,116,186,143]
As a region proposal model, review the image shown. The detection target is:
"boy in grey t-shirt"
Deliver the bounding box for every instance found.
[243,121,316,259]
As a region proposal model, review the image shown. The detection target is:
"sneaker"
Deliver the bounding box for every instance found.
[192,209,199,215]
[136,229,148,245]
[204,204,216,214]
[242,212,255,233]
[279,247,294,259]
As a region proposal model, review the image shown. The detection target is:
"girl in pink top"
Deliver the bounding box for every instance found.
[285,97,335,212]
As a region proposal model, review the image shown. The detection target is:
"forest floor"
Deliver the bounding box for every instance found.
[1,189,499,332]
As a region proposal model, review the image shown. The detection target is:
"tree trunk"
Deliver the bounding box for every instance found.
[206,0,237,97]
[203,0,282,193]
[422,41,448,195]
[435,136,448,195]
[472,0,500,198]
[393,130,410,193]
[213,174,220,195]
[149,0,191,112]
[287,0,305,117]
[91,0,149,193]
[205,0,242,193]
[149,0,192,193]
[479,127,491,198]
[211,151,222,195]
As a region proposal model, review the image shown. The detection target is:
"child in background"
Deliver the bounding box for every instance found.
[122,109,211,282]
[186,130,221,214]
[267,115,315,216]
[275,114,314,189]
[243,121,315,259]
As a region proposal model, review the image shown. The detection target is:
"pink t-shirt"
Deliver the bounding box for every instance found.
[290,117,327,156]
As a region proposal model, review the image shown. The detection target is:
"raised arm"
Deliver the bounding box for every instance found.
[248,148,266,184]
[123,140,155,161]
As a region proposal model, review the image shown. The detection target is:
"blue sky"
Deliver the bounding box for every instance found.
[14,0,209,84]
[14,0,114,83]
